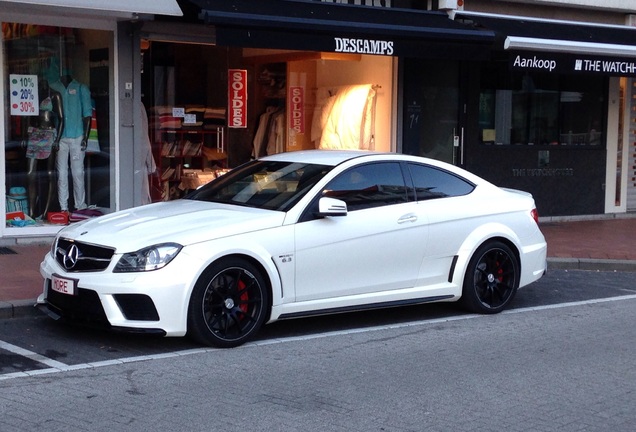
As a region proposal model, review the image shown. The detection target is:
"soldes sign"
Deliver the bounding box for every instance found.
[228,69,247,128]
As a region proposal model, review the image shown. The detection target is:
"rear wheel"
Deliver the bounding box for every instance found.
[460,241,519,314]
[188,258,269,348]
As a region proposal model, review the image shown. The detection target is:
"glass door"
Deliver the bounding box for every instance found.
[401,59,462,165]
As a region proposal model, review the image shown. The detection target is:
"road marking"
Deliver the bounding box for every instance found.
[2,294,636,381]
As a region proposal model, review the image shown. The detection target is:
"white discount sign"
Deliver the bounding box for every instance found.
[10,74,39,116]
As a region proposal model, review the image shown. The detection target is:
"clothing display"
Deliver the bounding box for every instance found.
[51,76,92,212]
[85,104,100,153]
[153,105,182,129]
[315,84,377,151]
[141,102,157,205]
[26,89,58,160]
[252,106,285,157]
[204,107,226,129]
[150,103,226,202]
[183,105,205,128]
[26,127,57,159]
[50,78,92,139]
[56,135,87,211]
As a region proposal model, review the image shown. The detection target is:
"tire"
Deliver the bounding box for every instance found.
[460,241,520,314]
[188,257,269,348]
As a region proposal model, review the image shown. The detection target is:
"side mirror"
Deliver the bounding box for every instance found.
[317,197,348,217]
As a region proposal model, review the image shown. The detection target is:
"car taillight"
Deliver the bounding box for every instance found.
[530,208,539,225]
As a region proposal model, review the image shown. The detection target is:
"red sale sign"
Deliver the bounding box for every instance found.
[289,86,305,134]
[228,69,247,128]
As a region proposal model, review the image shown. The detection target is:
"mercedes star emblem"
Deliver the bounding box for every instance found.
[63,244,80,270]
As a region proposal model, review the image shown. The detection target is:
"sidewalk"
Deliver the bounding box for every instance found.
[1,216,636,319]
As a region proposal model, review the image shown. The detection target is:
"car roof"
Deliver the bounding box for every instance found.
[260,150,380,166]
[259,150,493,188]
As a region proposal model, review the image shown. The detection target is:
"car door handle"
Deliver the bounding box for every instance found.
[398,214,418,224]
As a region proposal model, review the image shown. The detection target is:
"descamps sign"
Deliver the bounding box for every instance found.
[334,37,394,55]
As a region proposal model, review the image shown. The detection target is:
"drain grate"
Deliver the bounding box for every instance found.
[0,246,17,255]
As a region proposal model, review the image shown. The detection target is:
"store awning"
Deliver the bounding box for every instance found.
[453,11,636,76]
[0,0,183,18]
[192,0,494,59]
[454,11,636,57]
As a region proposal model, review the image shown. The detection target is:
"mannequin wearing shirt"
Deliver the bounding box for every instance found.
[50,74,92,212]
[24,79,64,219]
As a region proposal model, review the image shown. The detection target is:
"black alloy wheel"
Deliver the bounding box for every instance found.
[460,241,520,314]
[188,258,269,348]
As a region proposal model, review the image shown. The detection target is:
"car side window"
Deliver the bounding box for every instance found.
[322,162,408,211]
[407,163,475,201]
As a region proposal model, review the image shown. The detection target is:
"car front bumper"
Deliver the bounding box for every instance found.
[38,250,203,337]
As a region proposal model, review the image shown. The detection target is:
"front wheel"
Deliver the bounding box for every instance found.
[188,258,269,348]
[460,241,520,314]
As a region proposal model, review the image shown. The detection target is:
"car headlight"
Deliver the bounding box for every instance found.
[114,243,183,273]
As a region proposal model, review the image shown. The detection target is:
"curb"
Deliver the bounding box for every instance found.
[0,299,42,320]
[547,258,636,272]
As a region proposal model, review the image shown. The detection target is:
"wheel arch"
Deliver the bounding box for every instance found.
[451,223,523,287]
[197,252,276,323]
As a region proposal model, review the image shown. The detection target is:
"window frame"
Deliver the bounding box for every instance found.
[405,162,475,201]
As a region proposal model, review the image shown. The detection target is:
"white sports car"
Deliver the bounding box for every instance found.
[39,150,547,347]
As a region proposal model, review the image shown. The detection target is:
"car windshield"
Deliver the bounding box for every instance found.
[185,160,333,211]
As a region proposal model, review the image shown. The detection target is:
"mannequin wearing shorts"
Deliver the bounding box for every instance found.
[24,79,64,219]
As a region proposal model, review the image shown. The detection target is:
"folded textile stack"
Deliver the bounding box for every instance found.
[69,207,104,223]
[204,107,226,129]
[183,105,205,128]
[150,106,182,129]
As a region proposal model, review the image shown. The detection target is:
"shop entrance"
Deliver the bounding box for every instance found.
[401,59,463,165]
[141,38,395,203]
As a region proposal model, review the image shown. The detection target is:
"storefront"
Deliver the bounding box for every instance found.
[5,1,632,243]
[1,0,182,239]
[139,0,494,201]
[450,11,636,216]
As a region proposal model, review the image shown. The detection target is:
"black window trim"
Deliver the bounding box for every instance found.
[403,161,476,201]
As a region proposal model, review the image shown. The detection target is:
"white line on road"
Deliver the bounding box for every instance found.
[0,340,68,369]
[2,294,636,381]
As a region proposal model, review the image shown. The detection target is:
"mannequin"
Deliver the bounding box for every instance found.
[50,73,92,212]
[23,79,64,219]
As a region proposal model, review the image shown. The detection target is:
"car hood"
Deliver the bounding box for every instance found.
[58,200,286,252]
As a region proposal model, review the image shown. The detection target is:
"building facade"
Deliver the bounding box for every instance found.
[2,0,635,243]
[445,0,636,216]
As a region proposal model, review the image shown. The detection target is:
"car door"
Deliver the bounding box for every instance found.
[293,162,429,303]
[405,162,477,287]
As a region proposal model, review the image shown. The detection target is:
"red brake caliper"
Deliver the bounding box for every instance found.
[238,279,249,315]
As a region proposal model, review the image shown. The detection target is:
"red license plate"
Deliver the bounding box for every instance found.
[51,274,77,296]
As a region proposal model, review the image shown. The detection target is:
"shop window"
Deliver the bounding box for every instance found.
[142,41,393,203]
[478,63,606,147]
[3,23,113,228]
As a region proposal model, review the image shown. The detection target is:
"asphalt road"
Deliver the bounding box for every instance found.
[1,269,636,431]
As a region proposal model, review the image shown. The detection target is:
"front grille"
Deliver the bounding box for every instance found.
[54,238,115,272]
[113,294,160,321]
[46,282,110,328]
